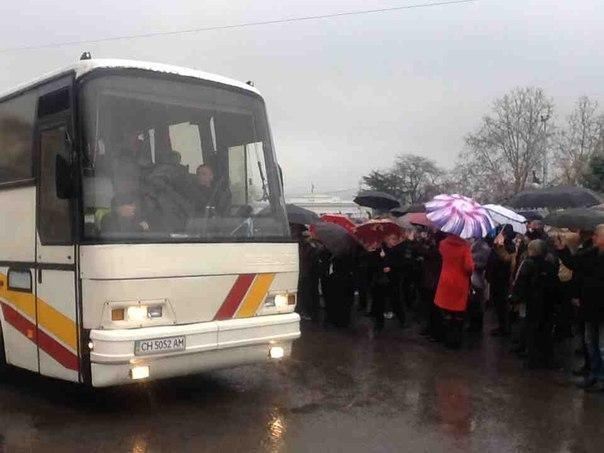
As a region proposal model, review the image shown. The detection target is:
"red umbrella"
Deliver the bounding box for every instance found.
[402,212,433,228]
[320,214,357,235]
[354,219,403,250]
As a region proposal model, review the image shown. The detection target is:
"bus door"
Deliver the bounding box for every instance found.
[34,87,79,382]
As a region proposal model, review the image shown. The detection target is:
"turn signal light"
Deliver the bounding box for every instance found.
[111,308,125,321]
[287,294,296,305]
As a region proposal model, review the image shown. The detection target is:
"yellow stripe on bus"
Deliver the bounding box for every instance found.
[36,300,78,350]
[236,273,275,318]
[0,273,77,351]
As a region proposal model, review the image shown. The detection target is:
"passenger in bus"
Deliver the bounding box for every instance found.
[111,129,153,195]
[193,164,215,212]
[101,192,151,234]
[146,150,194,231]
[192,164,231,216]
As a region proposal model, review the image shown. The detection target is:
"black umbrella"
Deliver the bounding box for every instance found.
[311,222,357,257]
[354,191,400,210]
[509,186,603,209]
[258,204,319,225]
[516,211,543,221]
[544,207,604,231]
[284,204,320,225]
[390,203,425,217]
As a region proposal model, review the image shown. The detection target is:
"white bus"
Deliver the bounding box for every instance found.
[0,58,300,386]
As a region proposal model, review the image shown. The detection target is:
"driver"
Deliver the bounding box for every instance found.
[101,192,151,234]
[192,164,230,215]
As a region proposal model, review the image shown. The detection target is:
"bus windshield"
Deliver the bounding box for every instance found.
[79,73,289,242]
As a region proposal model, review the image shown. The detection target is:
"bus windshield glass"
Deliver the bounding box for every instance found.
[79,74,289,242]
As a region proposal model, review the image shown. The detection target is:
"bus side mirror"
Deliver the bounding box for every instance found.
[278,164,284,188]
[55,154,73,199]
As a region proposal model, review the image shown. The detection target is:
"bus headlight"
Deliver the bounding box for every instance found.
[105,299,172,329]
[126,306,148,322]
[260,292,296,315]
[124,305,164,321]
[147,305,163,318]
[273,294,289,308]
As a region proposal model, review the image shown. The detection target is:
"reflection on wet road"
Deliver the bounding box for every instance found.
[1,319,603,452]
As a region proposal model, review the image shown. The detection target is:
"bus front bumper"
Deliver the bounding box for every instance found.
[88,313,300,387]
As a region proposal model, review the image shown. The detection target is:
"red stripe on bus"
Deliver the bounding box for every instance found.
[1,302,79,371]
[2,302,37,341]
[214,274,255,320]
[37,328,79,371]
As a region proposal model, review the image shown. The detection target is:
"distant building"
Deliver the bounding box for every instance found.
[286,193,369,220]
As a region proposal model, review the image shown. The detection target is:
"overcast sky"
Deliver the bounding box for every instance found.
[1,0,602,195]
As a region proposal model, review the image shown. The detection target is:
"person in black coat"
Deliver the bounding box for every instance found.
[511,240,559,369]
[556,225,604,390]
[487,224,517,336]
[468,237,492,332]
[416,231,443,338]
[368,237,406,333]
[292,225,324,321]
[354,246,372,314]
[323,253,356,328]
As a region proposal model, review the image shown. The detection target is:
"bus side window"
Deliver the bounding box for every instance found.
[0,91,36,184]
[38,126,72,244]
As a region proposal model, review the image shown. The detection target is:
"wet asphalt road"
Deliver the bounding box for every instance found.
[1,314,604,453]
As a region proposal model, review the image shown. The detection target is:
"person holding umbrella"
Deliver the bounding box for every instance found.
[416,230,444,339]
[433,233,474,348]
[356,220,406,334]
[555,224,604,391]
[310,222,358,328]
[426,195,493,348]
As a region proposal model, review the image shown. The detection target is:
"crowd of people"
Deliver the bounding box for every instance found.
[294,217,604,392]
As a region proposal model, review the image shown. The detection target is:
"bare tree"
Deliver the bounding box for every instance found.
[361,154,444,204]
[463,87,554,197]
[393,154,444,203]
[553,96,604,185]
[361,169,404,199]
[447,151,501,203]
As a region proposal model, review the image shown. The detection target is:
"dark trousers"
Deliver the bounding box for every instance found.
[298,273,320,319]
[355,266,370,312]
[401,275,417,309]
[467,287,485,332]
[553,282,574,340]
[324,272,354,328]
[526,316,553,368]
[371,282,405,331]
[419,286,436,332]
[492,286,510,333]
[430,303,444,341]
[440,308,465,349]
[585,320,604,381]
[575,308,590,370]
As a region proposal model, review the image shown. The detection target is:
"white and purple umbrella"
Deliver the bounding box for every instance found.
[426,194,495,239]
[483,204,527,234]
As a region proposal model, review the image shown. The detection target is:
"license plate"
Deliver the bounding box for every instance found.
[134,336,186,356]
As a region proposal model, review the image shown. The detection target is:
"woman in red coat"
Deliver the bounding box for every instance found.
[434,234,474,348]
